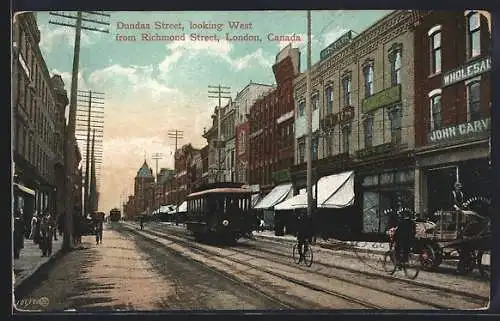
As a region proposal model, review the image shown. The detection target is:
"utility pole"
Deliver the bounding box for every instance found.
[208,85,231,183]
[306,10,313,219]
[49,11,110,251]
[152,152,164,210]
[168,130,183,224]
[75,90,104,217]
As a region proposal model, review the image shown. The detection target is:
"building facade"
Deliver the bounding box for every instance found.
[202,106,221,183]
[234,82,275,184]
[221,100,236,182]
[200,145,209,186]
[172,144,201,204]
[248,45,299,194]
[413,11,492,218]
[291,10,418,234]
[12,12,69,231]
[134,161,155,214]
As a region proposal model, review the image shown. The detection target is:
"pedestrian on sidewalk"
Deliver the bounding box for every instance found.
[13,209,25,259]
[51,213,58,241]
[57,212,64,237]
[39,209,54,257]
[29,211,39,241]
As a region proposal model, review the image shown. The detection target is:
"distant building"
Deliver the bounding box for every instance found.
[234,81,274,184]
[134,160,155,214]
[172,144,201,204]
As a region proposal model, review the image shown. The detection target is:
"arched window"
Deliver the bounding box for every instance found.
[428,89,442,131]
[428,25,442,75]
[467,12,481,58]
[466,79,481,121]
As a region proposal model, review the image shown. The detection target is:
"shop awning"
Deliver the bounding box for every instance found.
[177,201,187,213]
[251,194,261,207]
[253,183,293,209]
[274,171,354,210]
[14,183,35,196]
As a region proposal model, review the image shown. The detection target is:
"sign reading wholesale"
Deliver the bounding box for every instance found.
[442,56,491,87]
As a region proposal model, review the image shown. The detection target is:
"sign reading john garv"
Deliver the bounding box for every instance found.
[428,117,490,144]
[320,31,353,60]
[442,56,491,87]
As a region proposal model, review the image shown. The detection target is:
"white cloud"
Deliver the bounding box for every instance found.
[38,24,99,54]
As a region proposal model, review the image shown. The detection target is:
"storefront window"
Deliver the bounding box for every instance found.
[361,170,414,233]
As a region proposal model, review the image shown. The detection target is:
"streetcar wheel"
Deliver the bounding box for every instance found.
[292,244,300,264]
[477,250,491,281]
[383,250,397,275]
[404,253,421,280]
[303,246,313,267]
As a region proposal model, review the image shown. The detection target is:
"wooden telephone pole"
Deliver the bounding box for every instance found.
[49,11,110,251]
[208,85,231,182]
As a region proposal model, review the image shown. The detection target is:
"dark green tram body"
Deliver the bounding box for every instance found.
[185,187,257,242]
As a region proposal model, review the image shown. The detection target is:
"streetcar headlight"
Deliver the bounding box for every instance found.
[222,219,229,226]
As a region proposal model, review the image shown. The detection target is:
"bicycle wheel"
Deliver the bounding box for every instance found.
[477,250,491,281]
[404,252,421,280]
[383,250,397,275]
[303,245,313,267]
[292,244,300,264]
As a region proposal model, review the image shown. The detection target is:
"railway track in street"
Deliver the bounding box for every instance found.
[121,223,473,309]
[141,222,489,309]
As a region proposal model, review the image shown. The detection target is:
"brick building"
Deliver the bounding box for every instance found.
[172,144,201,204]
[290,10,418,235]
[12,12,70,231]
[413,11,492,217]
[200,145,209,186]
[234,81,274,184]
[248,45,299,194]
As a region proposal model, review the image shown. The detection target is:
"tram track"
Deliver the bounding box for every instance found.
[144,223,489,308]
[122,223,451,309]
[120,224,367,309]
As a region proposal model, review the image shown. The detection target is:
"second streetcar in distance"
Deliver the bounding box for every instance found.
[185,187,257,243]
[109,208,121,222]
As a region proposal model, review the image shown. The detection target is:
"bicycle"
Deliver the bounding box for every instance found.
[292,239,314,267]
[382,227,421,279]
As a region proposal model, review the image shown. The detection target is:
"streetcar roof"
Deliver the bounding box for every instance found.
[187,187,254,198]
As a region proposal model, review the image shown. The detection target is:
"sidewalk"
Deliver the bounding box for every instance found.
[13,236,64,289]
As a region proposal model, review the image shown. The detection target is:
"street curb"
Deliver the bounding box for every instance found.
[14,248,67,298]
[253,233,388,255]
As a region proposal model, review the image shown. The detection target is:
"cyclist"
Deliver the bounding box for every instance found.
[394,206,416,268]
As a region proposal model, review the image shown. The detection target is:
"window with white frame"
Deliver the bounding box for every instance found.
[363,64,374,97]
[467,12,481,58]
[298,138,305,163]
[429,27,442,74]
[342,75,352,107]
[467,80,481,121]
[389,45,402,86]
[325,86,333,114]
[388,105,403,145]
[312,94,319,110]
[299,100,305,117]
[429,91,442,131]
[363,114,373,148]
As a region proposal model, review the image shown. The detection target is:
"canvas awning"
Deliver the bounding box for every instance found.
[177,201,187,213]
[253,183,293,209]
[274,171,354,210]
[14,183,36,196]
[159,205,175,214]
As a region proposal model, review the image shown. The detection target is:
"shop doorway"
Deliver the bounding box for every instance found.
[427,167,456,214]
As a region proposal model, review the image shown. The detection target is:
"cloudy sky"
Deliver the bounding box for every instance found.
[35,10,392,213]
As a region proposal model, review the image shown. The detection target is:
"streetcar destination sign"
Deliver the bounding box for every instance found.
[442,56,491,87]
